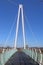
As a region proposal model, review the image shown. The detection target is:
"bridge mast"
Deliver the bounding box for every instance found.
[14,4,26,49]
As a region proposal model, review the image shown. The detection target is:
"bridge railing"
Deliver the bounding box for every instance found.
[22,49,43,65]
[0,49,17,65]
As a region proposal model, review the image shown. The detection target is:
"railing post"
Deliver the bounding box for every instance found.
[1,49,5,65]
[30,49,31,57]
[35,49,37,61]
[39,49,42,65]
[32,49,33,59]
[31,49,32,57]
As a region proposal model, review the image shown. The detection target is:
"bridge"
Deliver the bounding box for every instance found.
[0,4,43,65]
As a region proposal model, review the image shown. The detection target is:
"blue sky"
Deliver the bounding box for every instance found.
[0,0,43,47]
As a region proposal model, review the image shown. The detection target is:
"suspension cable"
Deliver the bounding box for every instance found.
[4,15,17,47]
[24,14,39,44]
[7,0,18,8]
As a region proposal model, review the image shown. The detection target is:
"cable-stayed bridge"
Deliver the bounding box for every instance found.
[0,4,43,65]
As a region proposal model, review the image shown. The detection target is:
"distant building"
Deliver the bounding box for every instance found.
[26,45,28,49]
[0,47,13,53]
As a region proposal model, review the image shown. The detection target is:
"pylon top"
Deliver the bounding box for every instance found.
[19,4,23,8]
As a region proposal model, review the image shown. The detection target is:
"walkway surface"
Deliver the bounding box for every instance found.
[5,51,39,65]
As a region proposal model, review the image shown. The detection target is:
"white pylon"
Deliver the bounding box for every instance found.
[14,4,26,49]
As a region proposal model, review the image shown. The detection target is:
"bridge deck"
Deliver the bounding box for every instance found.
[5,51,39,65]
